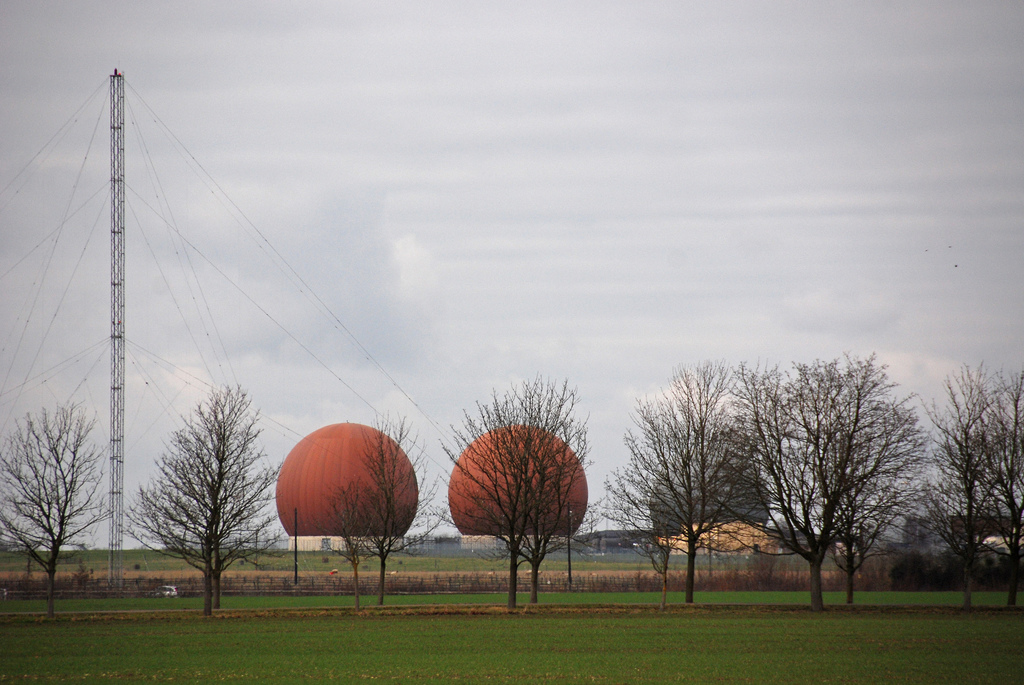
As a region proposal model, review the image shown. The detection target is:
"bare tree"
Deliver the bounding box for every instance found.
[605,440,680,613]
[447,377,589,609]
[924,366,995,611]
[130,387,279,616]
[735,360,837,612]
[0,404,105,618]
[829,364,925,604]
[607,361,742,609]
[326,481,375,611]
[324,415,437,608]
[988,369,1024,606]
[605,489,676,610]
[364,416,437,606]
[516,421,588,605]
[735,355,922,611]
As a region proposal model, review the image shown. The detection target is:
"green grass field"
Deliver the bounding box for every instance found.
[2,605,1021,683]
[0,590,1011,614]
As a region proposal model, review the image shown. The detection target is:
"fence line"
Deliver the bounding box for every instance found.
[0,566,875,601]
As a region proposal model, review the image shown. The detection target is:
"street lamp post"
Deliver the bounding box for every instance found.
[567,505,573,591]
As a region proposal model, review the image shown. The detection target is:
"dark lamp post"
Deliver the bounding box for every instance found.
[567,505,573,591]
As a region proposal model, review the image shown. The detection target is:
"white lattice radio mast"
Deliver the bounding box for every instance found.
[108,69,125,587]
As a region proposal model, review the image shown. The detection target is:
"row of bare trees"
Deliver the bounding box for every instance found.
[607,358,1024,612]
[0,388,286,617]
[924,366,1024,609]
[0,378,575,616]
[0,388,436,617]
[3,362,1020,616]
[130,391,440,615]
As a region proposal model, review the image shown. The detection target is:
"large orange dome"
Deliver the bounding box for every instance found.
[448,426,588,537]
[276,423,418,537]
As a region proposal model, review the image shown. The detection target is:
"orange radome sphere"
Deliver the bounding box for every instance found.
[448,426,588,537]
[276,423,418,537]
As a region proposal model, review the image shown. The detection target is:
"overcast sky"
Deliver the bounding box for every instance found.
[2,2,1022,541]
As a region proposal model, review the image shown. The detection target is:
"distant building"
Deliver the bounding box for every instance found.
[459,535,500,551]
[289,536,345,552]
[590,530,635,552]
[699,521,779,554]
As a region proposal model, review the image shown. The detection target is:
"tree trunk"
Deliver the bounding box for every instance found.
[685,544,697,604]
[660,570,668,612]
[212,571,221,610]
[378,557,387,606]
[1008,546,1020,607]
[808,557,824,612]
[962,561,973,612]
[202,563,213,617]
[45,566,56,619]
[529,560,541,604]
[842,547,858,604]
[352,559,360,611]
[507,555,518,610]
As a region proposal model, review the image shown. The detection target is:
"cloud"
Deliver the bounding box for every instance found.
[779,288,901,338]
[2,2,1023,542]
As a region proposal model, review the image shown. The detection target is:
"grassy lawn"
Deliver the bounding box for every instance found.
[1,605,1021,683]
[0,590,1009,614]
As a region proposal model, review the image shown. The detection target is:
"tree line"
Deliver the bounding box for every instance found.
[607,358,1023,611]
[0,388,282,617]
[2,358,1021,616]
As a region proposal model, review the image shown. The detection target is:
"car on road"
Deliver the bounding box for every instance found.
[152,585,178,597]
